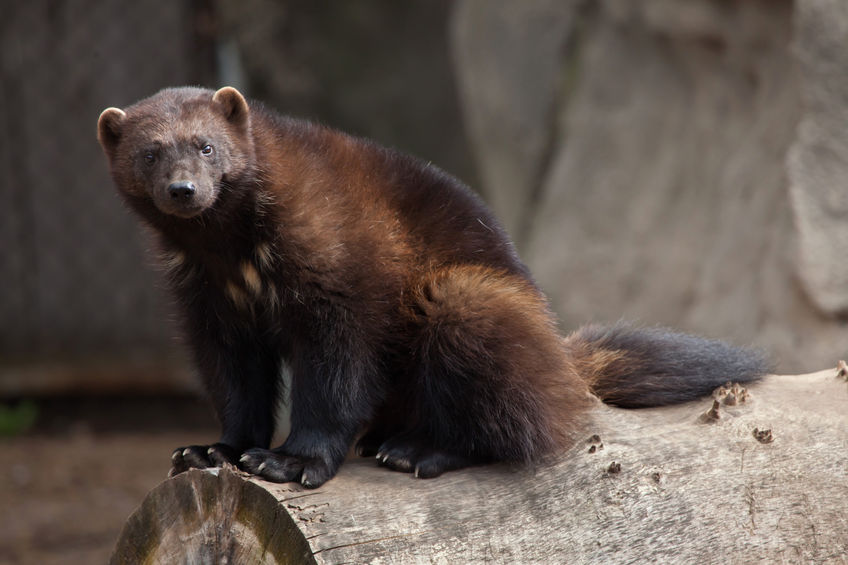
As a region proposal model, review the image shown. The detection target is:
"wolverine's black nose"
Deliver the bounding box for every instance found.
[168,181,196,200]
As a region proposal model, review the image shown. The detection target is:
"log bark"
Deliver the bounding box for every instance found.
[110,369,848,564]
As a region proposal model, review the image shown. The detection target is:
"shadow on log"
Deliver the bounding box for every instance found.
[111,369,847,564]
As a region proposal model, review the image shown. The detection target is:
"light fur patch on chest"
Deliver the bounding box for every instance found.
[255,242,275,270]
[161,250,186,271]
[225,280,249,309]
[241,261,263,296]
[224,254,282,311]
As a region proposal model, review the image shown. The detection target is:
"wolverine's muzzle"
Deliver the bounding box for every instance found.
[168,181,197,201]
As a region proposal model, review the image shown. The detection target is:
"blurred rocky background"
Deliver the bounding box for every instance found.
[1,1,847,562]
[454,0,848,372]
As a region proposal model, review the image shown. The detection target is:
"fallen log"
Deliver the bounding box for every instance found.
[110,368,848,564]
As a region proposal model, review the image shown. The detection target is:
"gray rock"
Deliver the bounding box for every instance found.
[788,0,848,316]
[452,0,848,372]
[450,0,581,238]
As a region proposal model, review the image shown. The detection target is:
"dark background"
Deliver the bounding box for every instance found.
[0,0,474,394]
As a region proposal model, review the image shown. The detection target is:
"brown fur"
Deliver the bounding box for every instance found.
[406,265,593,458]
[97,87,767,487]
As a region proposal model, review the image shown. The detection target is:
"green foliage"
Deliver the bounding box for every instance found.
[0,400,38,437]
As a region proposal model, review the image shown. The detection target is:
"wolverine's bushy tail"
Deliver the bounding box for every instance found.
[565,323,770,408]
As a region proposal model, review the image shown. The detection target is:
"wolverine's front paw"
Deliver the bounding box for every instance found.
[240,448,335,488]
[169,443,240,476]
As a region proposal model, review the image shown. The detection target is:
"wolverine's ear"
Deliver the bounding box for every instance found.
[212,86,249,128]
[97,107,126,157]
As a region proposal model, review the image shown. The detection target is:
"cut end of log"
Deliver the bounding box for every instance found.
[109,469,316,565]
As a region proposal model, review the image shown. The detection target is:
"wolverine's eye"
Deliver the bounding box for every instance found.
[201,144,214,156]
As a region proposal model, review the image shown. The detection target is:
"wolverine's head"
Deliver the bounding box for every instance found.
[97,86,254,219]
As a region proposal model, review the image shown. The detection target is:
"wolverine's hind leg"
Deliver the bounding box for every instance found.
[355,403,403,457]
[375,432,478,478]
[379,265,591,478]
[353,395,475,476]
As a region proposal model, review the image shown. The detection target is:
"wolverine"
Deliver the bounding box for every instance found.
[97,87,767,488]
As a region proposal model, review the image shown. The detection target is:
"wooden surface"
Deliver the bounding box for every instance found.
[111,368,848,564]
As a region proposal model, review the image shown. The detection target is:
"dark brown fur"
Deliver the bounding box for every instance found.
[97,87,767,487]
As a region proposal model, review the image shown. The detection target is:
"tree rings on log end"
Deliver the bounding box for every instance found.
[110,468,315,565]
